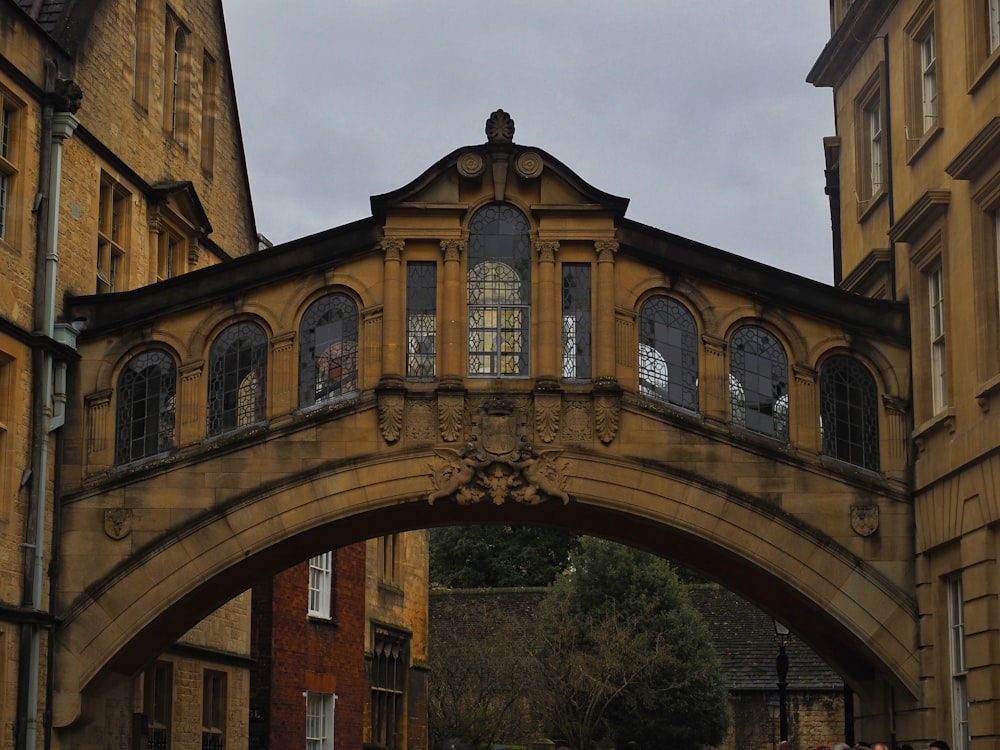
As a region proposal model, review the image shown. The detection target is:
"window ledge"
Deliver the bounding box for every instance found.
[857,189,887,223]
[307,614,339,627]
[912,406,956,450]
[906,123,943,165]
[819,454,883,480]
[975,373,1000,412]
[111,449,174,474]
[969,47,1000,94]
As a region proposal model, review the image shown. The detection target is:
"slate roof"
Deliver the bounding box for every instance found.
[687,585,843,693]
[14,0,68,36]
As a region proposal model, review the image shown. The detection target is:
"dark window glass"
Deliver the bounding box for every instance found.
[299,294,359,408]
[638,296,699,411]
[730,326,788,440]
[562,263,592,380]
[207,321,267,436]
[467,203,531,376]
[407,262,437,379]
[371,629,408,750]
[820,355,880,471]
[115,350,176,465]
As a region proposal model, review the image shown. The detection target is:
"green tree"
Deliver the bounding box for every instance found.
[531,538,730,750]
[430,525,580,588]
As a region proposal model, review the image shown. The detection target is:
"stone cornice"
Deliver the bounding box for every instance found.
[806,0,897,88]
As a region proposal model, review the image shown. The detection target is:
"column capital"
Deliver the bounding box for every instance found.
[595,239,619,261]
[533,239,560,263]
[440,239,465,261]
[381,238,405,260]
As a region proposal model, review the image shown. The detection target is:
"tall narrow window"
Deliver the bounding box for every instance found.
[97,176,130,293]
[920,30,938,131]
[378,533,400,585]
[156,228,185,281]
[132,0,151,108]
[308,552,333,619]
[820,356,880,471]
[115,350,176,466]
[948,576,970,750]
[299,294,359,408]
[562,263,592,380]
[201,670,226,750]
[928,263,947,412]
[990,0,1000,54]
[406,262,437,379]
[163,13,187,138]
[867,99,883,195]
[306,691,335,750]
[730,326,789,440]
[371,629,408,750]
[0,352,12,518]
[207,321,267,436]
[200,52,217,173]
[0,96,17,242]
[638,296,699,411]
[144,661,173,750]
[467,203,531,377]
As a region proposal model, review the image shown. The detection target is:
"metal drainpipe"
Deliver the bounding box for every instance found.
[21,109,79,750]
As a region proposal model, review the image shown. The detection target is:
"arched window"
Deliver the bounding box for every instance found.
[638,296,699,410]
[820,355,880,471]
[207,321,267,436]
[299,293,358,408]
[729,326,789,440]
[467,203,531,376]
[115,349,176,465]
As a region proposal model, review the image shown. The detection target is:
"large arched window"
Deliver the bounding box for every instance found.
[467,203,531,376]
[299,293,359,408]
[820,355,880,471]
[729,325,789,440]
[115,349,176,465]
[638,296,699,411]
[207,321,267,436]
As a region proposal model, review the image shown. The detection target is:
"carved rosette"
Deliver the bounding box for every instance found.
[437,391,465,442]
[850,503,879,537]
[515,150,543,179]
[535,392,561,443]
[104,508,132,540]
[377,390,404,444]
[457,151,486,178]
[594,389,621,445]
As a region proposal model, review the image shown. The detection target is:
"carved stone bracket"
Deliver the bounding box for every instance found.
[535,391,561,444]
[593,380,622,445]
[437,389,465,443]
[376,382,405,444]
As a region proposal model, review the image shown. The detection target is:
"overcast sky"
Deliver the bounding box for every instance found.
[224,2,836,282]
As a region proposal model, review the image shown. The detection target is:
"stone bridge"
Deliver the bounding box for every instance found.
[55,119,913,735]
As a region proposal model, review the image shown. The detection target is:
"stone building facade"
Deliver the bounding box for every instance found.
[809,2,1000,748]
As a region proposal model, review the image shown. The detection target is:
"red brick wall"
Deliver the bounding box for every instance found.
[251,542,367,750]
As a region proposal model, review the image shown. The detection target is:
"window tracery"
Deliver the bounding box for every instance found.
[115,349,176,465]
[207,321,267,436]
[729,325,789,440]
[638,296,699,410]
[299,294,359,408]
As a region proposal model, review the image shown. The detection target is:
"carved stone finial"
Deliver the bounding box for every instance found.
[485,109,515,144]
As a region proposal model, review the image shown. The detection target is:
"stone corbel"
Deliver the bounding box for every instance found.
[376,381,405,444]
[535,389,562,444]
[437,386,466,443]
[593,378,622,445]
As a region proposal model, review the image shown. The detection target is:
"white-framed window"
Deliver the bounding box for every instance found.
[867,99,884,195]
[990,0,1000,54]
[947,576,969,750]
[920,30,938,131]
[306,690,336,750]
[928,262,947,412]
[308,552,332,618]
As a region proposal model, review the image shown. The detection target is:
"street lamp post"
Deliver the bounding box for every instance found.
[774,620,791,742]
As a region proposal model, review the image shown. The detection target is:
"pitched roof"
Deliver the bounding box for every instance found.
[15,0,69,36]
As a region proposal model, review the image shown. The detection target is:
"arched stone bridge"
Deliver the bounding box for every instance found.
[57,119,913,733]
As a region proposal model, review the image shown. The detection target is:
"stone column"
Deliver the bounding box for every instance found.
[381,238,405,381]
[85,389,113,474]
[594,240,618,383]
[440,239,465,382]
[534,239,560,385]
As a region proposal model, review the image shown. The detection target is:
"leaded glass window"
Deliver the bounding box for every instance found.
[371,629,408,750]
[467,203,530,377]
[207,321,267,436]
[407,261,437,379]
[638,296,699,411]
[729,326,789,440]
[299,293,358,408]
[115,349,176,465]
[819,356,879,471]
[562,263,592,380]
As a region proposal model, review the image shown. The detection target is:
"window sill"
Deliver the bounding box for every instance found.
[975,373,1000,412]
[906,123,942,165]
[307,614,339,627]
[819,454,883,480]
[969,47,1000,95]
[857,188,887,223]
[912,406,956,451]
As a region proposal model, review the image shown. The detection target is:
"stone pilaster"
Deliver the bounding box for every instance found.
[440,239,465,380]
[381,238,405,380]
[594,240,618,383]
[534,239,560,384]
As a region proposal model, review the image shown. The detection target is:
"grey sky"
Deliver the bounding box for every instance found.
[224,2,836,282]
